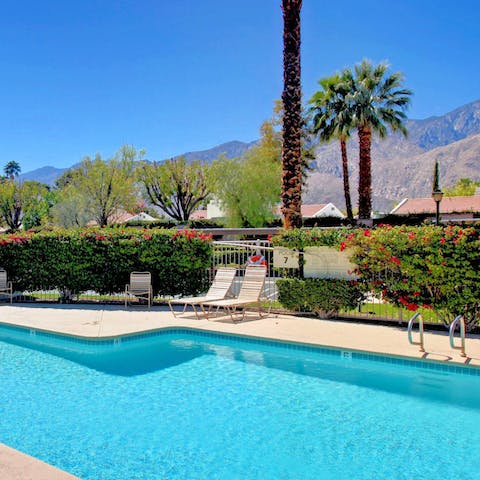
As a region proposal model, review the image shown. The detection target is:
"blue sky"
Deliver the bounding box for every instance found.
[1,0,479,173]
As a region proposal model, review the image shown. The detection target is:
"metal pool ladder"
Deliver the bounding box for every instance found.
[449,315,467,357]
[407,312,425,352]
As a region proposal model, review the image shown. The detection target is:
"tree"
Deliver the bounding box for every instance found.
[0,180,49,231]
[4,161,21,181]
[444,178,480,196]
[281,0,303,229]
[62,146,141,227]
[349,60,412,220]
[210,120,282,227]
[138,156,210,222]
[309,71,355,222]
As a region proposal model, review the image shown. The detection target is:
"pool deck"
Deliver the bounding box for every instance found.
[1,303,480,479]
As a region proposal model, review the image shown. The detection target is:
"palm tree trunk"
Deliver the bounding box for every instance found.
[340,137,353,222]
[358,125,372,220]
[281,0,303,230]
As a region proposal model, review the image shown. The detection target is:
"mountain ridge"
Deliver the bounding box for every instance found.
[19,99,480,212]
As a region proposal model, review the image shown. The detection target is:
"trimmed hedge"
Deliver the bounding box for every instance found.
[277,278,364,318]
[0,228,212,297]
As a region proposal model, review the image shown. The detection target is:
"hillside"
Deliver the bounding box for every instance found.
[19,99,480,211]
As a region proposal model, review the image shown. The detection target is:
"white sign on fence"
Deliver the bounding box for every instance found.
[304,246,357,279]
[273,247,300,269]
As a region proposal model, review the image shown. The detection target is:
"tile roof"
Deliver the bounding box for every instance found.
[392,196,480,215]
[189,209,208,220]
[274,204,328,217]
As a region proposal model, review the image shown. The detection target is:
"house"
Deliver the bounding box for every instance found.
[391,194,480,220]
[189,209,208,220]
[273,203,345,219]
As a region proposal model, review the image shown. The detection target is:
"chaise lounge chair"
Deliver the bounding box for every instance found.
[168,266,236,319]
[201,264,268,322]
[0,268,13,303]
[125,271,153,308]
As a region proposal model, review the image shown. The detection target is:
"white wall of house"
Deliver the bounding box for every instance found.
[314,203,345,219]
[206,198,226,219]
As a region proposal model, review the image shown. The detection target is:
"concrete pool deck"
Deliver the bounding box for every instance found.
[1,302,480,479]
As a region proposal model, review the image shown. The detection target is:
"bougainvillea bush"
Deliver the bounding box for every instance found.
[345,225,480,329]
[0,228,212,298]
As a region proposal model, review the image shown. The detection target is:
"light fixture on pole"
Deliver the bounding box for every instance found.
[431,160,443,225]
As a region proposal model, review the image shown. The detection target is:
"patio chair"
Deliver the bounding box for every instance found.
[0,268,13,303]
[201,264,269,322]
[125,271,153,308]
[168,266,236,319]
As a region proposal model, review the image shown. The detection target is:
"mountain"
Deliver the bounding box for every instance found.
[18,99,480,211]
[19,140,255,186]
[20,166,68,186]
[305,99,480,211]
[177,140,256,163]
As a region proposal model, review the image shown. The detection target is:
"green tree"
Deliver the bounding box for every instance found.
[0,180,49,231]
[4,161,21,181]
[138,156,210,222]
[61,146,141,227]
[350,60,412,220]
[444,178,480,196]
[309,71,355,222]
[281,0,303,229]
[210,120,282,227]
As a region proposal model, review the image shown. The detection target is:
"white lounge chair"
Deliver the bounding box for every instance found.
[201,265,268,322]
[0,269,13,303]
[125,272,153,308]
[168,266,236,319]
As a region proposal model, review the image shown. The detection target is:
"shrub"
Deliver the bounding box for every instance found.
[0,228,212,298]
[277,278,364,318]
[345,225,480,329]
[270,227,349,250]
[186,219,225,229]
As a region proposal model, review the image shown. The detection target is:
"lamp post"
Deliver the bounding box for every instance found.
[432,189,443,225]
[432,160,443,225]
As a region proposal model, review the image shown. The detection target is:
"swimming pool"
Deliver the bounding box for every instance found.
[1,325,480,480]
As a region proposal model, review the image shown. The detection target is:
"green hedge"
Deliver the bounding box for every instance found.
[0,228,212,297]
[277,278,364,318]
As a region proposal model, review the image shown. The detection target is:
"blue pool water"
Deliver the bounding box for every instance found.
[1,326,480,480]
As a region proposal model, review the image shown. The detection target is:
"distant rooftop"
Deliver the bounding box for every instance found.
[392,194,480,215]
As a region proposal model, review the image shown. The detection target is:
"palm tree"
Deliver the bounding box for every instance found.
[349,60,412,220]
[4,161,21,181]
[309,71,355,222]
[281,0,303,229]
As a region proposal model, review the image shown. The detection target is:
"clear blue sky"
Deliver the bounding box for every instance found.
[1,0,479,173]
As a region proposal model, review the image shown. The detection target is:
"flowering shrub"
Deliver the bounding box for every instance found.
[0,228,212,298]
[345,225,480,329]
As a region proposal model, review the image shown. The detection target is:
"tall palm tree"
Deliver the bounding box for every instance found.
[281,0,303,229]
[309,71,355,222]
[349,60,412,220]
[4,161,21,181]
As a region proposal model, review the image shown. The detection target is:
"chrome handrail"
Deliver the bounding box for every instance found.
[407,312,425,352]
[449,315,466,357]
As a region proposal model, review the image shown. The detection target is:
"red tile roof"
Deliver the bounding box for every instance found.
[392,196,480,215]
[274,204,328,217]
[189,210,208,220]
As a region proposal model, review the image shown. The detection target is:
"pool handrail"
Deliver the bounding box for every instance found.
[407,312,425,353]
[449,315,466,357]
